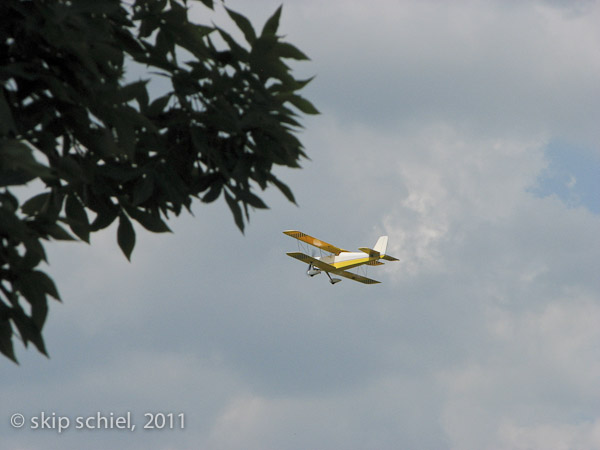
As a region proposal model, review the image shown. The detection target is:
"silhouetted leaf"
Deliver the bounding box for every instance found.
[21,193,50,216]
[0,190,18,213]
[0,141,53,184]
[226,8,256,44]
[31,271,60,301]
[11,306,47,356]
[202,182,222,203]
[0,207,30,240]
[132,175,155,206]
[225,191,244,232]
[261,5,282,37]
[0,90,17,135]
[44,223,76,241]
[17,272,52,328]
[238,190,269,209]
[268,174,296,204]
[118,80,149,108]
[147,93,172,117]
[65,194,90,242]
[126,207,171,233]
[285,94,320,115]
[277,42,310,60]
[0,318,17,363]
[215,27,250,60]
[117,213,135,261]
[89,204,119,231]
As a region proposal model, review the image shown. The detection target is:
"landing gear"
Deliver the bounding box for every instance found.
[306,263,321,277]
[306,264,341,284]
[325,272,341,285]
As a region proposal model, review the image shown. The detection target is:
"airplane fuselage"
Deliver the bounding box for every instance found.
[317,252,377,271]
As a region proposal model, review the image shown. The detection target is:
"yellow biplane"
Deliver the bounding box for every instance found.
[283,230,399,285]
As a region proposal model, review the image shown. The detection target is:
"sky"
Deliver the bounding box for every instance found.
[2,0,600,449]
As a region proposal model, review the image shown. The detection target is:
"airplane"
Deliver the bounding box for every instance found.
[283,230,399,285]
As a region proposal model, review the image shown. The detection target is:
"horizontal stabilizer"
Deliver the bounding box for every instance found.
[358,247,380,257]
[360,245,398,262]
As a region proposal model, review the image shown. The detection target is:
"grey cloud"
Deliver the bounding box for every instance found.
[3,1,600,449]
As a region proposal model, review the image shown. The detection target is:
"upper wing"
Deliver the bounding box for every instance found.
[283,230,347,255]
[336,269,380,285]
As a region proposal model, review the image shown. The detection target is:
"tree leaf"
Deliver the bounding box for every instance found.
[14,271,59,338]
[43,223,76,241]
[116,80,149,107]
[21,193,51,216]
[10,306,48,356]
[31,271,61,301]
[89,203,119,231]
[0,190,19,213]
[196,0,214,9]
[117,213,136,261]
[277,42,310,61]
[215,27,250,60]
[147,93,172,117]
[0,318,17,364]
[285,94,320,115]
[132,175,155,206]
[268,174,297,204]
[0,90,17,135]
[238,190,269,209]
[65,194,90,242]
[126,207,171,233]
[20,239,46,271]
[0,140,53,185]
[201,180,222,203]
[114,115,136,159]
[225,191,244,232]
[226,8,256,44]
[0,206,30,240]
[261,5,282,37]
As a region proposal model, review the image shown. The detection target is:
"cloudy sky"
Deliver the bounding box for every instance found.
[2,0,600,449]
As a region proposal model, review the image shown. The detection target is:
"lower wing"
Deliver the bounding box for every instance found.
[286,252,380,285]
[286,252,336,271]
[335,270,380,285]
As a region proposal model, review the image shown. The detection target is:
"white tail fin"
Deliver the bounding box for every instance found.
[373,236,388,255]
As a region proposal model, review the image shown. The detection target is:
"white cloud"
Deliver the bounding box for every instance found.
[292,107,600,449]
[440,295,600,450]
[497,419,600,450]
[203,374,448,450]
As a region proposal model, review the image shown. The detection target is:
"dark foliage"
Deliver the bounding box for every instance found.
[0,0,317,363]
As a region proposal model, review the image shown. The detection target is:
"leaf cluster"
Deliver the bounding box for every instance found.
[0,0,317,363]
